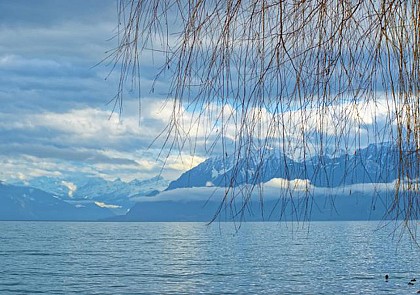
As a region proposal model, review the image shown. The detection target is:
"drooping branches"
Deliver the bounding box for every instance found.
[110,0,419,223]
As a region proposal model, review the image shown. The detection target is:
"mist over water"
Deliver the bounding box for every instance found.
[0,221,419,294]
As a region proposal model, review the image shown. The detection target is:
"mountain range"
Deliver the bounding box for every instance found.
[11,175,169,214]
[166,142,410,190]
[0,182,113,221]
[1,142,416,221]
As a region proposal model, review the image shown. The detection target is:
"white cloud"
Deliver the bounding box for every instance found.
[136,186,226,203]
[265,178,311,191]
[0,95,399,183]
[137,179,399,206]
[0,159,62,181]
[206,181,214,187]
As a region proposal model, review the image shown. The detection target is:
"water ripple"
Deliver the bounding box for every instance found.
[0,221,419,294]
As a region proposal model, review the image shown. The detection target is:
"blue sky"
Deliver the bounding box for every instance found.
[0,0,209,182]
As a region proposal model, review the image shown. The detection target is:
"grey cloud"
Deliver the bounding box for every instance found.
[0,0,120,114]
[0,0,117,62]
[0,64,119,115]
[0,106,170,168]
[0,142,139,166]
[0,0,116,30]
[0,1,179,182]
[0,56,95,79]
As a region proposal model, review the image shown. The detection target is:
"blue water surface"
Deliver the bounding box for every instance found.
[0,221,419,294]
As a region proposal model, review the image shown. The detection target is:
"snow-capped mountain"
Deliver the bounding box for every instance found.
[167,142,410,190]
[0,182,114,221]
[12,175,169,211]
[72,176,168,202]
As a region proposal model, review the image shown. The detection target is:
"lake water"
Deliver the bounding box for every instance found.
[0,221,419,294]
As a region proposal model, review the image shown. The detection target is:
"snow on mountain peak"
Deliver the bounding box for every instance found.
[167,142,403,190]
[9,175,170,210]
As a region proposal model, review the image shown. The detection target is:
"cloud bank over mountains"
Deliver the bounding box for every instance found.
[1,143,414,222]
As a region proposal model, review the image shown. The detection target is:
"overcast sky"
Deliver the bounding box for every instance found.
[0,1,397,184]
[0,0,209,182]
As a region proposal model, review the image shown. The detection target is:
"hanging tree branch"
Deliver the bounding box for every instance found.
[110,0,419,224]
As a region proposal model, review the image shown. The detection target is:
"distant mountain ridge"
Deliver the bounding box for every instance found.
[167,142,412,190]
[121,142,416,222]
[2,142,416,222]
[0,182,113,221]
[11,175,169,211]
